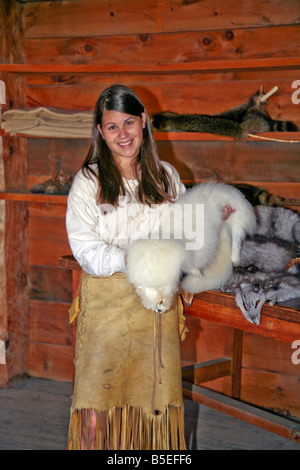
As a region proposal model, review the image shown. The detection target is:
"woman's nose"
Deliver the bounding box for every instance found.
[118,126,129,139]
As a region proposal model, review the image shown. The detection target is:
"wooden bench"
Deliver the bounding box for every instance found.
[182,290,300,443]
[59,255,300,443]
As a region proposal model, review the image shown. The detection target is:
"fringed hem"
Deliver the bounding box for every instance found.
[67,404,186,450]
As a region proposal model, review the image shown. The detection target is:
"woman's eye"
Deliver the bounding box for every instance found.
[126,120,134,126]
[108,125,116,131]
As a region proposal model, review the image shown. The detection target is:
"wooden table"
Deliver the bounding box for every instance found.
[182,290,300,443]
[59,255,300,443]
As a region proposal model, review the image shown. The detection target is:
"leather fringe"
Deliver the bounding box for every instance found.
[67,404,186,450]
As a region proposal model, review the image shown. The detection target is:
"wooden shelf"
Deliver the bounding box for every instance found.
[0,191,67,203]
[0,129,235,141]
[1,128,299,142]
[155,132,300,142]
[0,129,234,141]
[0,57,300,74]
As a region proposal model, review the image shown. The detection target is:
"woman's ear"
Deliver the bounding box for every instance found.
[141,112,147,129]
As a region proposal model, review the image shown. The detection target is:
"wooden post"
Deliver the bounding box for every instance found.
[231,329,243,399]
[0,0,29,385]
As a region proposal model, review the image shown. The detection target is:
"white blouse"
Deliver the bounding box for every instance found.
[66,161,186,276]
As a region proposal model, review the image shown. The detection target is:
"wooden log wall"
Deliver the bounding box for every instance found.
[0,0,299,419]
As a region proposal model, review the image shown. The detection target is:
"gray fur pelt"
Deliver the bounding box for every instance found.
[221,205,300,325]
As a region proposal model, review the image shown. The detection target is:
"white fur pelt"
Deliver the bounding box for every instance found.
[126,238,186,313]
[127,182,256,313]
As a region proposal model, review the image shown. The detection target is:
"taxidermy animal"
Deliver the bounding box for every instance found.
[233,183,287,207]
[221,205,300,325]
[126,182,256,313]
[222,264,300,325]
[31,170,73,194]
[152,89,298,139]
[254,205,300,243]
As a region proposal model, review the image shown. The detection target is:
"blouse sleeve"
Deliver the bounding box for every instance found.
[66,170,126,276]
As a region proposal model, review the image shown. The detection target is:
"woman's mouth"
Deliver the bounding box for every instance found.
[118,139,133,148]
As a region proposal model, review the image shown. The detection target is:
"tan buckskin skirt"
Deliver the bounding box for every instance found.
[67,271,187,450]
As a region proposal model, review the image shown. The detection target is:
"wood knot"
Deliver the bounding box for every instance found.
[54,75,75,83]
[138,33,151,45]
[20,272,27,286]
[183,0,198,5]
[225,30,234,40]
[84,43,93,53]
[202,37,212,46]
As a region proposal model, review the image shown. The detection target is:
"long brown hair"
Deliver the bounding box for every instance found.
[82,84,176,206]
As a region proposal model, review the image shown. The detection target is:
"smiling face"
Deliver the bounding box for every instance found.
[98,109,146,167]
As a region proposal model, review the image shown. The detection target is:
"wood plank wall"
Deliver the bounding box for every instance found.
[0,0,299,418]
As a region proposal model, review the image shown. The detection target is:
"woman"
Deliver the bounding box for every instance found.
[66,84,188,450]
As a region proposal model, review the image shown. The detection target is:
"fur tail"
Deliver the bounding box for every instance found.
[270,120,298,132]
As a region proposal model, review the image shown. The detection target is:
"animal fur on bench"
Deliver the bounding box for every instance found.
[221,205,300,324]
[126,182,256,314]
